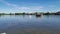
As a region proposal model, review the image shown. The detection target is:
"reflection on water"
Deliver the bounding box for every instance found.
[0,15,60,34]
[0,32,6,34]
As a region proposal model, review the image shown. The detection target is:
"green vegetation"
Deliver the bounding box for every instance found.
[0,11,60,15]
[15,13,25,15]
[43,12,60,15]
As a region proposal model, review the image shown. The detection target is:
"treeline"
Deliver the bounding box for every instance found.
[0,11,60,15]
[43,12,60,15]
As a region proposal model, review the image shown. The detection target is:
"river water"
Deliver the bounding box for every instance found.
[0,15,60,34]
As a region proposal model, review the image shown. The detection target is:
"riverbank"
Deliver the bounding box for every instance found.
[0,11,60,15]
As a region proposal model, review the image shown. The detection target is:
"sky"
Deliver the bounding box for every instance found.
[0,0,60,13]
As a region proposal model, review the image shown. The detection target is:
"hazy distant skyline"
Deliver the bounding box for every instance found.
[0,0,60,13]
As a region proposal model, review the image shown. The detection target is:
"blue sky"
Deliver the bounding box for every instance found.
[0,0,60,13]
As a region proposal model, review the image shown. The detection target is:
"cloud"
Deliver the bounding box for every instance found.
[0,0,43,12]
[0,0,10,6]
[32,6,43,10]
[0,0,30,10]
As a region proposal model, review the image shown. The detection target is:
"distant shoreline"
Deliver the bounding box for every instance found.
[0,11,60,15]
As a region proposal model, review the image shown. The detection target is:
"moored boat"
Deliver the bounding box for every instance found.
[36,14,41,16]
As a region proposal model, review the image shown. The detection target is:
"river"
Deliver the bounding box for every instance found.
[0,15,60,34]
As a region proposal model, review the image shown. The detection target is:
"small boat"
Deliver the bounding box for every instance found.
[36,14,41,16]
[36,14,41,17]
[35,12,42,17]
